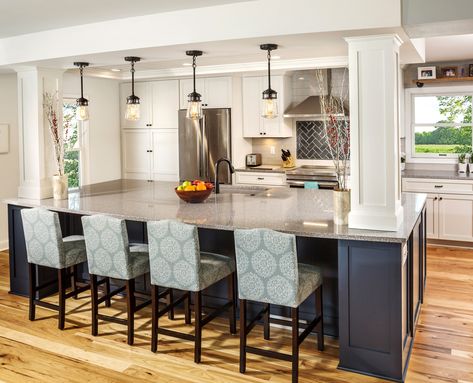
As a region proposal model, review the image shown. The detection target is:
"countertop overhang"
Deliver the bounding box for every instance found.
[4,179,426,243]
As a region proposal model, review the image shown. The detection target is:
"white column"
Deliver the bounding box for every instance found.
[16,67,64,199]
[345,35,403,231]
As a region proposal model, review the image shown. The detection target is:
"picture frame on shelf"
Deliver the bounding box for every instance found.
[417,66,436,80]
[469,64,473,77]
[441,66,457,78]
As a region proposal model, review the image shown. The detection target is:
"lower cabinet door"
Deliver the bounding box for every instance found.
[122,130,152,180]
[438,194,473,241]
[425,194,438,239]
[151,129,179,181]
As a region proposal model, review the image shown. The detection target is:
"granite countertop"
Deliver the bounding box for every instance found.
[402,169,473,181]
[4,179,426,243]
[236,166,287,173]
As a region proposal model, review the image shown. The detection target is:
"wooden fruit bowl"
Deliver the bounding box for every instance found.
[175,186,213,203]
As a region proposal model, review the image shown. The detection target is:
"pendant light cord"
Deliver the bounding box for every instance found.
[267,49,271,90]
[79,65,84,98]
[192,55,197,93]
[131,60,135,97]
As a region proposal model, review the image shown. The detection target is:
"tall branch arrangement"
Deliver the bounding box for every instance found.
[43,92,65,176]
[315,69,350,191]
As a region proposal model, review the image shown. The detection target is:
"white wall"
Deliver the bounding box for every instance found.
[0,74,19,250]
[63,74,121,185]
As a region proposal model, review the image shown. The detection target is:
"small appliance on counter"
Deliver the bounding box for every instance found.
[246,153,262,167]
[281,149,295,168]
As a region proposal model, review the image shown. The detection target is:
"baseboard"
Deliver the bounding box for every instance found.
[428,239,473,249]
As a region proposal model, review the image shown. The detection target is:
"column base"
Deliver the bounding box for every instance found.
[348,204,404,232]
[18,178,53,200]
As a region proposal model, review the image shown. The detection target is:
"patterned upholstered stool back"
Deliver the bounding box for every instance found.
[147,220,201,291]
[234,228,299,307]
[21,208,64,268]
[81,215,132,279]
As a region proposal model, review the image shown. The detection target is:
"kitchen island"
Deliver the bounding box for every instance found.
[6,179,426,382]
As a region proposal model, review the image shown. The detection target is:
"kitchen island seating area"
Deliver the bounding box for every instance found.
[18,207,324,382]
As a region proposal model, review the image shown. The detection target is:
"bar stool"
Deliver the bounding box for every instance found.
[21,207,90,330]
[82,214,157,345]
[234,228,324,383]
[147,219,237,363]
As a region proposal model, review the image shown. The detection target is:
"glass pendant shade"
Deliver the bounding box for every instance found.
[76,104,89,121]
[125,101,140,121]
[261,98,278,119]
[186,100,202,120]
[124,56,141,121]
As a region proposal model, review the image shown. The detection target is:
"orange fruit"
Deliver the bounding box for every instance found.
[184,185,196,192]
[196,183,207,191]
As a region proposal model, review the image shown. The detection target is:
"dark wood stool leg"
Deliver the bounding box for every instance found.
[126,279,136,346]
[184,292,191,325]
[316,285,324,351]
[239,299,247,373]
[58,268,67,330]
[91,274,99,336]
[194,291,202,363]
[264,303,270,340]
[71,265,78,299]
[228,272,237,334]
[167,288,175,320]
[28,263,36,321]
[104,277,111,307]
[151,285,158,352]
[291,307,299,383]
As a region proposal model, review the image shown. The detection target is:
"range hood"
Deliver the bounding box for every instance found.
[283,95,349,119]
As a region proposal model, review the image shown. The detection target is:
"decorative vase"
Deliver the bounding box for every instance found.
[333,189,350,226]
[52,175,68,200]
[458,163,468,174]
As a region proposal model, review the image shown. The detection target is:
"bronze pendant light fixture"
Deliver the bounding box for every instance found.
[125,56,141,121]
[73,62,89,121]
[260,44,278,119]
[186,50,203,120]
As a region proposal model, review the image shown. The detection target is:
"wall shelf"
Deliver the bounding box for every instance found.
[413,76,473,86]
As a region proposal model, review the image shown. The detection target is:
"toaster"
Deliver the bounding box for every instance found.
[246,153,262,167]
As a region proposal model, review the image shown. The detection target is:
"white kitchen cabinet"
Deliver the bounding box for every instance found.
[242,75,292,138]
[235,171,286,186]
[120,82,153,128]
[151,129,179,181]
[438,194,473,241]
[120,80,179,129]
[179,77,232,109]
[425,194,438,239]
[122,129,179,181]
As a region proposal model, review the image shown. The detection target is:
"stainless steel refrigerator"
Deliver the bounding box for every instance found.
[178,108,232,184]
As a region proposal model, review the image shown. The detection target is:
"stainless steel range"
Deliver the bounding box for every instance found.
[286,165,339,189]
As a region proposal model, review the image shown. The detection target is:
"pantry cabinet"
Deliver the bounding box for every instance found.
[179,77,232,109]
[120,80,179,129]
[403,178,473,242]
[242,75,292,138]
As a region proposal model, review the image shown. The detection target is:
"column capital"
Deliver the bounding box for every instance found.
[344,34,403,48]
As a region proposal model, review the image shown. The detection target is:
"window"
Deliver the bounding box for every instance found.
[63,99,81,188]
[412,94,473,157]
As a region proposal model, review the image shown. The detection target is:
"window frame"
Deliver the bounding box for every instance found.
[405,85,473,164]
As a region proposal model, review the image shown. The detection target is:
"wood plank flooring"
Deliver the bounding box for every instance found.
[0,246,472,382]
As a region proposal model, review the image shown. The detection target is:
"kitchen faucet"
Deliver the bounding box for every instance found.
[214,158,235,194]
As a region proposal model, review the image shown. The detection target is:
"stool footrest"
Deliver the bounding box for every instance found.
[65,284,90,299]
[157,291,188,319]
[135,299,151,312]
[34,300,60,311]
[246,346,292,362]
[157,327,195,341]
[97,285,126,304]
[298,314,322,345]
[96,313,127,326]
[202,301,232,327]
[246,305,269,335]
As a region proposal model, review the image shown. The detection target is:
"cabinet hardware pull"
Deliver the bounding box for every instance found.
[434,185,443,188]
[257,177,264,180]
[434,197,437,200]
[439,197,443,201]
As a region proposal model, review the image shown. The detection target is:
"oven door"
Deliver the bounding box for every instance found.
[287,180,338,189]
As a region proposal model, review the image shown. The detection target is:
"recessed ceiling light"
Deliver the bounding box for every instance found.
[111,68,121,72]
[183,63,192,66]
[298,77,305,80]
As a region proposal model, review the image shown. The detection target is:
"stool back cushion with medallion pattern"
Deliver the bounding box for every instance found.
[147,220,201,291]
[21,208,65,268]
[234,228,300,307]
[82,215,135,280]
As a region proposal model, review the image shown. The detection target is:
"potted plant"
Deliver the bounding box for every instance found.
[43,92,68,200]
[316,69,350,225]
[458,153,468,174]
[400,152,406,171]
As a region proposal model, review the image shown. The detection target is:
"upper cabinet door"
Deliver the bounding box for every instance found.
[152,80,179,129]
[120,82,153,128]
[204,77,232,108]
[179,78,205,109]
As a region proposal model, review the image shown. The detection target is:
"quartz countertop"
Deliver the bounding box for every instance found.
[402,169,473,180]
[4,179,426,243]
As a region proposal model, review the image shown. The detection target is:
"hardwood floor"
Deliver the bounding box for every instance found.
[0,246,472,382]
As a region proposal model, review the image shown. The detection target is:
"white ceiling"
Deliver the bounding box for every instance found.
[0,0,252,38]
[424,33,473,62]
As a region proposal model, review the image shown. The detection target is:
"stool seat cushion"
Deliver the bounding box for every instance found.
[296,263,323,307]
[200,252,236,291]
[62,235,88,268]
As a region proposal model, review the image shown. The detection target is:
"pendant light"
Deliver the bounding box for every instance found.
[124,56,141,121]
[186,50,203,120]
[260,44,278,119]
[73,62,89,121]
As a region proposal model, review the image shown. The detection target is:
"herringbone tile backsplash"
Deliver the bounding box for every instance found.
[296,121,332,160]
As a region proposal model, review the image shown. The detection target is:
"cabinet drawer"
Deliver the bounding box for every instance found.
[236,172,286,186]
[403,179,473,194]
